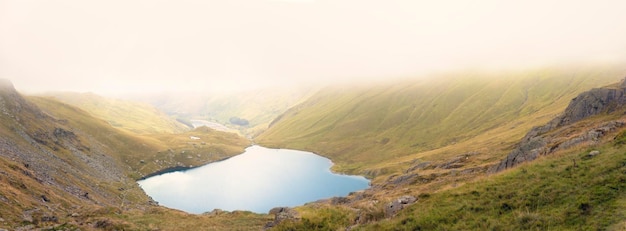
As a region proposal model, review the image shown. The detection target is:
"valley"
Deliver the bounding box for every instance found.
[3,1,626,230]
[0,66,625,230]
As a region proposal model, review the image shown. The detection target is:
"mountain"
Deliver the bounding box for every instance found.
[43,92,190,134]
[2,65,626,230]
[266,69,626,230]
[0,80,267,230]
[0,79,148,227]
[256,66,626,176]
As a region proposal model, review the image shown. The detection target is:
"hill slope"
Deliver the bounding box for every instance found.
[0,80,265,230]
[268,71,626,231]
[257,67,625,175]
[44,92,189,134]
[0,79,151,227]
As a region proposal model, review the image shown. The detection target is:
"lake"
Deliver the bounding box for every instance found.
[137,145,370,214]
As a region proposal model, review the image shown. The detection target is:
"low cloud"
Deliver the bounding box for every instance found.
[1,0,625,94]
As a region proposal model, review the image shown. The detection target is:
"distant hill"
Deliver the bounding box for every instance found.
[129,86,317,136]
[257,66,626,175]
[43,92,190,134]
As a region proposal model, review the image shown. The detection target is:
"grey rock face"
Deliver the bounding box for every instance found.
[265,207,300,229]
[492,78,626,172]
[384,195,417,217]
[557,87,626,126]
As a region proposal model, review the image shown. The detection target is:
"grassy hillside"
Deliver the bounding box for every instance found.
[45,92,190,134]
[30,96,251,179]
[268,79,626,230]
[257,66,625,175]
[0,81,265,230]
[273,128,626,230]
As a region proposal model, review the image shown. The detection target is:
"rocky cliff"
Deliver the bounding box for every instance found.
[492,78,626,172]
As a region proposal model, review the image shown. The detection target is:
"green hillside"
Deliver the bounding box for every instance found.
[257,67,625,175]
[268,72,626,230]
[45,92,190,134]
[0,80,267,229]
[29,96,251,179]
[273,129,626,230]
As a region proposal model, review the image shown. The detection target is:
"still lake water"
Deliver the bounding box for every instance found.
[138,145,369,214]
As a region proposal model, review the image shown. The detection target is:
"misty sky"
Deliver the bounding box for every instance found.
[1,0,626,94]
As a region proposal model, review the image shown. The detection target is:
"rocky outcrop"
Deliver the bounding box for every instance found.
[492,78,626,172]
[384,195,417,217]
[265,207,300,229]
[556,82,626,127]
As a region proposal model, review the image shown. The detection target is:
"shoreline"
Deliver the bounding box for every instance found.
[138,155,239,180]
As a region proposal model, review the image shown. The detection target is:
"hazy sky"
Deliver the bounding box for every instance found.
[1,0,625,94]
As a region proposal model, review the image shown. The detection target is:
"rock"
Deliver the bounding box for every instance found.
[330,196,350,205]
[94,219,112,229]
[492,119,624,173]
[205,209,224,216]
[70,213,80,217]
[22,209,40,223]
[390,173,419,185]
[265,207,300,229]
[492,79,626,172]
[492,136,548,172]
[557,86,626,127]
[53,128,76,139]
[41,215,58,223]
[584,150,601,159]
[406,161,431,172]
[384,195,417,217]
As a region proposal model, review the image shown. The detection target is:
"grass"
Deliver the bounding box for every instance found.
[2,65,626,230]
[271,137,626,230]
[28,96,251,179]
[363,144,626,230]
[0,88,264,229]
[79,207,272,231]
[256,66,625,176]
[43,92,189,134]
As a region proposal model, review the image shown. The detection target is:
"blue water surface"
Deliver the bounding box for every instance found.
[138,145,369,214]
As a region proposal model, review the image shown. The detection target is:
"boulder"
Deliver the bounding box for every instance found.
[585,150,601,159]
[331,196,350,205]
[265,207,300,229]
[384,195,417,217]
[390,173,419,185]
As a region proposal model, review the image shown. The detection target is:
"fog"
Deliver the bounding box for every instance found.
[1,0,625,95]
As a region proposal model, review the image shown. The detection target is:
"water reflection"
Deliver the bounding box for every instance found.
[138,145,369,214]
